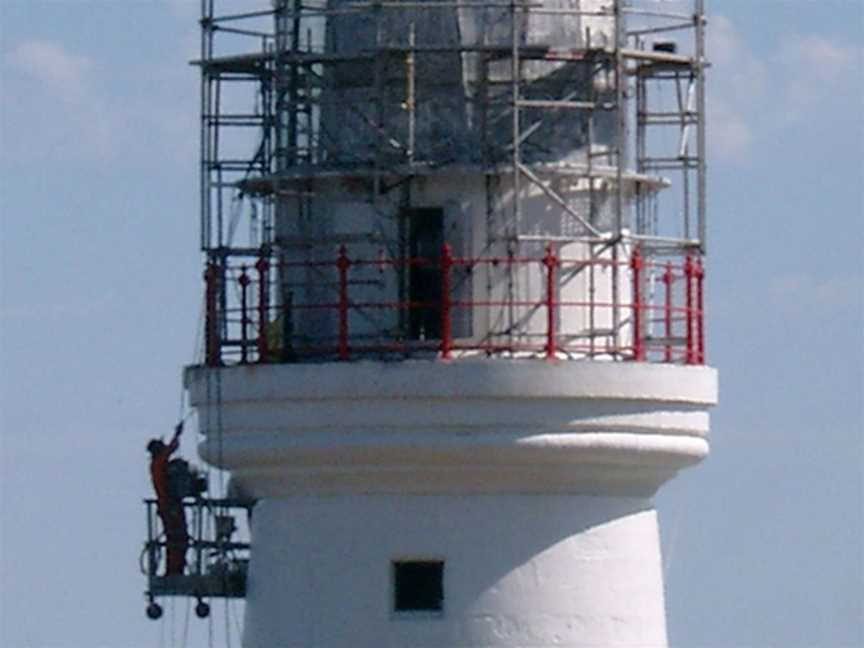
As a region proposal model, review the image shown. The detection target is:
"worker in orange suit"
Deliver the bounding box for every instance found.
[147,423,189,576]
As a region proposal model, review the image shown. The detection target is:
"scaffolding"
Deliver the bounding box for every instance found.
[196,0,708,363]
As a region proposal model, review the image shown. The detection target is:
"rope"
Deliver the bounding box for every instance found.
[158,604,166,648]
[177,379,187,428]
[208,601,214,648]
[227,194,243,248]
[217,365,229,647]
[195,293,206,366]
[201,307,231,646]
[182,597,191,648]
[663,498,684,580]
[224,599,232,648]
[196,254,240,646]
[230,599,244,643]
[214,362,225,499]
[169,597,176,648]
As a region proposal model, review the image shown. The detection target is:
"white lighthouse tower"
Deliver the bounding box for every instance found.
[185,1,714,645]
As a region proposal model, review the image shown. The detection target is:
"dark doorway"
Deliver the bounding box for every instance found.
[405,208,444,340]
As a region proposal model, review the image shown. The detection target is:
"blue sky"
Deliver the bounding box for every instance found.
[1,1,862,647]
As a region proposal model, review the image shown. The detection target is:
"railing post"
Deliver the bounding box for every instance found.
[336,245,350,361]
[440,243,453,359]
[543,245,558,360]
[204,261,220,367]
[630,247,644,361]
[684,254,695,364]
[255,253,269,363]
[695,256,705,364]
[662,261,673,363]
[195,500,204,579]
[145,501,156,577]
[239,266,250,364]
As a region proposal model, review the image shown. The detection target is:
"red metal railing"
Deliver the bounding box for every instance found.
[203,245,705,367]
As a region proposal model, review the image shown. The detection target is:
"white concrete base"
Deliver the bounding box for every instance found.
[244,495,667,648]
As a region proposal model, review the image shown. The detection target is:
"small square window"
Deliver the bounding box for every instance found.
[392,560,444,613]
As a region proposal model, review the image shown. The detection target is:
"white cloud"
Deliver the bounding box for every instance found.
[709,97,752,160]
[706,15,770,162]
[162,0,200,20]
[768,274,862,312]
[709,15,768,98]
[3,39,113,160]
[775,35,862,122]
[1,36,197,166]
[162,0,204,58]
[780,35,859,83]
[9,40,92,104]
[705,16,862,161]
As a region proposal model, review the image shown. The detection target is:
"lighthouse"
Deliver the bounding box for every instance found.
[184,1,714,645]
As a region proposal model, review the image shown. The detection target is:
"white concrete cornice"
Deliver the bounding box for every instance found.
[186,360,717,497]
[186,359,717,403]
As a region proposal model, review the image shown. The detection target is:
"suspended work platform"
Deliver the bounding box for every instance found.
[148,570,246,598]
[141,497,253,619]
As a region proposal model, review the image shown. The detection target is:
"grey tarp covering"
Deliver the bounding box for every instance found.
[315,0,616,168]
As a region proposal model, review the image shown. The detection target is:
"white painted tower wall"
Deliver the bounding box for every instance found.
[187,361,716,647]
[279,170,638,351]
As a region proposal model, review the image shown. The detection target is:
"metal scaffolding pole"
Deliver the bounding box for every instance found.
[194,0,708,363]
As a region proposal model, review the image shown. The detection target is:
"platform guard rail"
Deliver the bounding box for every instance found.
[142,498,251,601]
[204,245,705,367]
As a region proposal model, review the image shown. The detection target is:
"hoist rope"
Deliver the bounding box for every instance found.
[169,597,176,648]
[229,599,241,643]
[177,380,187,429]
[663,497,685,580]
[227,193,244,248]
[189,290,218,509]
[158,603,166,648]
[173,294,205,466]
[214,362,225,499]
[208,601,214,648]
[224,599,232,648]
[182,596,191,648]
[200,294,230,648]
